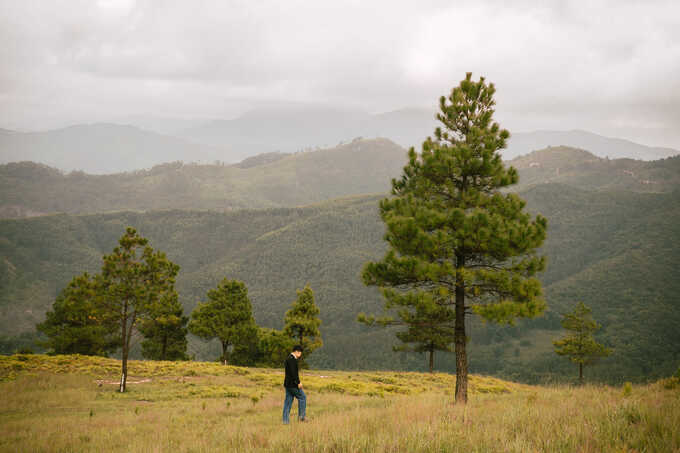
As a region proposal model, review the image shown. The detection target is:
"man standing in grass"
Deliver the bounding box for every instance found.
[282,345,306,424]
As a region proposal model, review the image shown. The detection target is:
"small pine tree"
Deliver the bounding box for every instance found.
[283,284,322,363]
[138,292,189,361]
[553,302,612,383]
[188,279,258,365]
[100,227,180,392]
[359,291,454,373]
[256,327,294,368]
[37,273,119,356]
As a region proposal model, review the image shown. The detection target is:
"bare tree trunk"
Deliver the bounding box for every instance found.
[429,348,434,373]
[119,303,128,393]
[579,363,583,384]
[161,334,168,361]
[119,304,136,393]
[221,341,228,365]
[454,254,468,404]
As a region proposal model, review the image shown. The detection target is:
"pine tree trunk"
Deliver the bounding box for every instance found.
[222,341,228,365]
[579,362,583,384]
[429,348,434,373]
[119,303,128,393]
[454,254,468,404]
[161,333,168,361]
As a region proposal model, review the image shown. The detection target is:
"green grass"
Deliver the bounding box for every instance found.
[1,355,678,452]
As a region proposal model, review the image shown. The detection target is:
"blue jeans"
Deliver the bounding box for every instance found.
[282,387,306,424]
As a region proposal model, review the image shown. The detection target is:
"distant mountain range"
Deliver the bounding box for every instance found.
[2,107,677,173]
[505,130,679,161]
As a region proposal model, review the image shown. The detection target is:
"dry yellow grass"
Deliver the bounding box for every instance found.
[0,354,678,452]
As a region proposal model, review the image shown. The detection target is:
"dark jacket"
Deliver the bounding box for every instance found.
[284,353,300,388]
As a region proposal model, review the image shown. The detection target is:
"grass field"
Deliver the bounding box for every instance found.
[1,354,678,452]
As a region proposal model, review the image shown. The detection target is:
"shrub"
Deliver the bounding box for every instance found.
[622,382,633,397]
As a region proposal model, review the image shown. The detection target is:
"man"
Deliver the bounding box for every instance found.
[282,345,307,424]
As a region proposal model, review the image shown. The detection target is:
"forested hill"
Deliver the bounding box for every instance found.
[1,184,678,383]
[510,147,680,192]
[2,142,679,219]
[0,138,404,218]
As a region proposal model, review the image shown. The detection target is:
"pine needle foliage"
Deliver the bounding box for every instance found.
[361,73,548,404]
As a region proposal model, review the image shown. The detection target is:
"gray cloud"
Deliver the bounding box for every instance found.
[1,0,679,148]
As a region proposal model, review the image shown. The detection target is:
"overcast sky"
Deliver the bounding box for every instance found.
[1,0,679,148]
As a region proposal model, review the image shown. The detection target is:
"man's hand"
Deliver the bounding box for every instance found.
[298,383,303,389]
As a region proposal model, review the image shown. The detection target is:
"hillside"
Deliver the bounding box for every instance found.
[0,138,406,218]
[510,147,680,192]
[1,184,678,383]
[2,145,679,220]
[0,123,228,174]
[2,354,676,452]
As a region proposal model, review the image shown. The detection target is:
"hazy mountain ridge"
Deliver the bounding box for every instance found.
[3,108,677,175]
[505,130,679,161]
[2,144,678,220]
[510,147,680,192]
[0,138,406,218]
[0,123,230,174]
[175,108,680,161]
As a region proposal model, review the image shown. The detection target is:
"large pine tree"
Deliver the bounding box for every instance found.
[362,73,548,404]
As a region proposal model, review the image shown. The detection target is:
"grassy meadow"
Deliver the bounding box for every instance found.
[1,354,679,453]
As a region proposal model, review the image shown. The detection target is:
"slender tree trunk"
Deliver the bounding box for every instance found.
[161,333,168,361]
[579,363,583,384]
[429,347,434,373]
[119,302,128,393]
[454,254,468,404]
[222,341,228,365]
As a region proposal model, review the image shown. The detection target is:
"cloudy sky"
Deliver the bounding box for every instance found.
[1,0,679,148]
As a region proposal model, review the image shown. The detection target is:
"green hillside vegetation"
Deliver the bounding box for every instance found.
[510,147,680,193]
[1,181,678,383]
[2,144,679,220]
[0,138,405,218]
[1,354,678,452]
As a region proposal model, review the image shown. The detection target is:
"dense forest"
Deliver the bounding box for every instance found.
[1,150,678,383]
